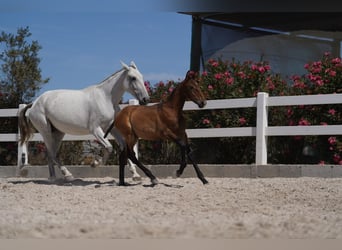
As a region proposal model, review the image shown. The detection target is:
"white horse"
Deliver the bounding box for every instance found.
[18,61,146,182]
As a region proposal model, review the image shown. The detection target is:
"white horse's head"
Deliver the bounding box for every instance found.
[121,61,150,105]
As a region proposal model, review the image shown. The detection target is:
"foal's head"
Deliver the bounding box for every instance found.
[182,71,207,108]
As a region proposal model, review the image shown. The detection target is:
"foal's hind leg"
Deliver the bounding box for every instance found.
[127,148,158,185]
[176,143,187,178]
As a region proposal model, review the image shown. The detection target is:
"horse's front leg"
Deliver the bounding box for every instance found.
[128,142,142,181]
[92,127,113,167]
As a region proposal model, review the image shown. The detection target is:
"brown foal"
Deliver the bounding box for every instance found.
[110,71,208,185]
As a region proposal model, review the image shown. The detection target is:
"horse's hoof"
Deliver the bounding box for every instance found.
[48,177,57,183]
[64,175,75,182]
[132,176,142,182]
[91,160,100,168]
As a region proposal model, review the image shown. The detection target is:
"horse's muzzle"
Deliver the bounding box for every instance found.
[139,97,149,105]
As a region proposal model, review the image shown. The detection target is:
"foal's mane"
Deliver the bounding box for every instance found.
[165,80,186,102]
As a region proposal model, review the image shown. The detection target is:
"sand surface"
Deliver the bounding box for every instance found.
[1,177,342,238]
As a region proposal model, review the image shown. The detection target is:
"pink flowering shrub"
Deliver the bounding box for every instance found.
[143,53,341,164]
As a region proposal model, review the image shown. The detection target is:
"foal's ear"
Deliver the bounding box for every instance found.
[186,70,198,79]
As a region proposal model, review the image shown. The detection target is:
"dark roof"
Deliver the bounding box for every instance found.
[181,12,342,32]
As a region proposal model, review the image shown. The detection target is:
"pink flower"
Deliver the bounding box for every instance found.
[316,79,324,86]
[202,118,210,125]
[319,161,325,165]
[332,57,341,64]
[267,82,275,90]
[328,136,337,145]
[329,70,336,77]
[225,77,234,85]
[328,109,336,116]
[237,71,246,79]
[298,118,310,126]
[258,66,266,73]
[208,85,213,90]
[211,61,219,67]
[333,154,341,164]
[202,71,208,77]
[214,73,222,80]
[168,87,173,93]
[239,117,247,125]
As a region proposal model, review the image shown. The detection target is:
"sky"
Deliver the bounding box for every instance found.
[0,0,192,101]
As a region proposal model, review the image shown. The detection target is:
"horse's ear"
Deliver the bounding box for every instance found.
[130,61,137,69]
[121,61,129,70]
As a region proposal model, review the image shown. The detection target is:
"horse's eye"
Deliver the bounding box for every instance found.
[131,77,136,81]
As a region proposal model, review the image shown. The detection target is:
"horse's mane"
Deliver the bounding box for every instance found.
[98,68,126,85]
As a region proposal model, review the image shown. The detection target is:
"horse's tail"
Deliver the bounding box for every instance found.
[18,103,34,146]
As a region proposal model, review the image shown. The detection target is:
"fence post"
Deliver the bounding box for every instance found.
[128,99,139,158]
[17,104,29,168]
[255,92,268,165]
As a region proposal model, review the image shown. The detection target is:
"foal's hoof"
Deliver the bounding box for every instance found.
[151,179,159,186]
[64,175,75,182]
[118,181,131,186]
[202,179,209,185]
[176,170,182,177]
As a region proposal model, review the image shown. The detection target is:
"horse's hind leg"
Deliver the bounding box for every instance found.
[51,129,74,181]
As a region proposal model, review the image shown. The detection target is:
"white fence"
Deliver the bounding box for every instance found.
[0,92,341,166]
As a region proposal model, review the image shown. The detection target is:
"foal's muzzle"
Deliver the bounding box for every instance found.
[197,100,207,108]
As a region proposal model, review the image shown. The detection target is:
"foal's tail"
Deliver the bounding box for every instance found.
[18,103,34,146]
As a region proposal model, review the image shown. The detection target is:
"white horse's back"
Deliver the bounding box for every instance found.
[29,89,112,135]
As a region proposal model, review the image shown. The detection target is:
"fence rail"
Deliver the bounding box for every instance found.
[0,92,341,166]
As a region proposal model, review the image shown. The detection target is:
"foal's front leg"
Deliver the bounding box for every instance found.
[176,142,208,185]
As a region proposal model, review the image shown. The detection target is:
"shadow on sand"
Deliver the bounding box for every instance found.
[8,178,184,188]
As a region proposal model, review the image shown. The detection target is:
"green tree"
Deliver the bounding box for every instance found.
[0,26,49,165]
[0,26,49,108]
